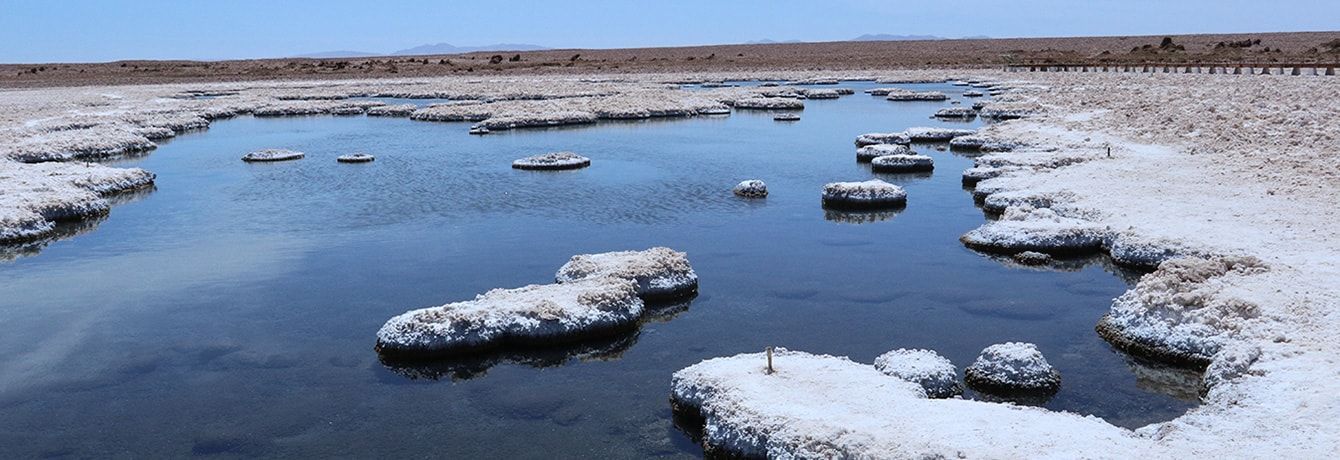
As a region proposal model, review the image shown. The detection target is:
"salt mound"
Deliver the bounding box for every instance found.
[366,104,417,117]
[854,132,911,147]
[964,342,1061,394]
[802,89,841,99]
[885,90,948,101]
[241,148,304,162]
[374,277,644,358]
[734,97,805,110]
[856,144,911,162]
[905,127,976,142]
[556,247,698,300]
[871,154,934,173]
[874,349,962,398]
[1096,256,1267,368]
[821,180,907,209]
[512,151,591,170]
[960,205,1107,255]
[934,107,977,119]
[733,180,768,198]
[337,153,375,163]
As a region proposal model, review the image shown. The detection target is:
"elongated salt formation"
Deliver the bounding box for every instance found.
[856,144,912,162]
[904,127,976,141]
[241,148,304,162]
[854,132,911,147]
[874,348,962,398]
[512,151,591,170]
[556,247,698,300]
[821,180,907,209]
[885,90,949,101]
[934,107,977,119]
[959,205,1107,255]
[964,342,1061,394]
[871,154,934,173]
[337,153,375,163]
[375,277,644,358]
[733,97,804,110]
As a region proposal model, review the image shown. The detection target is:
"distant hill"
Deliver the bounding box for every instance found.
[295,43,549,59]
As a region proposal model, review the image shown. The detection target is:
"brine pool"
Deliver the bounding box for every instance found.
[0,82,1198,457]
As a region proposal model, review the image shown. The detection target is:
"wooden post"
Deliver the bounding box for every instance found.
[765,347,774,374]
[1327,67,1335,76]
[1233,66,1242,75]
[1291,67,1301,76]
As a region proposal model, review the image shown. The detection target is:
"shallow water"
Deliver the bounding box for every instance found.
[0,82,1197,457]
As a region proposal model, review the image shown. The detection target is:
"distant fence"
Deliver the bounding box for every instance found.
[1003,63,1337,76]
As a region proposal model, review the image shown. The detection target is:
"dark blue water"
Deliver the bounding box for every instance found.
[0,83,1197,458]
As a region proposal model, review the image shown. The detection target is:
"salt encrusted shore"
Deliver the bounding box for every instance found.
[511,151,591,170]
[0,161,155,243]
[375,277,644,358]
[555,247,699,301]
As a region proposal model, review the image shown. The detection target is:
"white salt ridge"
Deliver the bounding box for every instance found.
[964,342,1061,394]
[853,132,910,147]
[671,348,1146,458]
[511,151,591,170]
[821,180,907,209]
[732,180,768,198]
[241,148,304,162]
[375,277,644,357]
[555,247,698,300]
[904,126,976,141]
[870,154,934,173]
[855,144,911,162]
[960,204,1108,255]
[733,97,805,110]
[873,348,962,398]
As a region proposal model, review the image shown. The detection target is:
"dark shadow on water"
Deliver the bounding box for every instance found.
[375,297,695,382]
[822,205,904,225]
[1123,354,1203,403]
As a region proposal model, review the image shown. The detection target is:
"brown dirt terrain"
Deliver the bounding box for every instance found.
[2,31,1338,88]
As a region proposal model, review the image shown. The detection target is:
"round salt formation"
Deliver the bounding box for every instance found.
[856,144,912,162]
[821,180,907,209]
[374,277,644,358]
[874,348,962,398]
[1011,251,1052,265]
[871,154,934,173]
[773,113,800,121]
[512,151,591,170]
[336,153,375,163]
[241,148,304,162]
[733,180,768,198]
[964,342,1061,394]
[556,247,698,301]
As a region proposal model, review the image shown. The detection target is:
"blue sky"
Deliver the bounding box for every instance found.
[1,0,1336,63]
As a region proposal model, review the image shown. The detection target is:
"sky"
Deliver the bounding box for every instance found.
[1,0,1337,63]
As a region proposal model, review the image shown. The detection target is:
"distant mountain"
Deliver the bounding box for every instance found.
[392,43,549,56]
[293,43,549,59]
[852,34,944,42]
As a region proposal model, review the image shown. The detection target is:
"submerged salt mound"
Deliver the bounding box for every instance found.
[905,127,976,142]
[1012,251,1053,266]
[241,149,304,162]
[512,151,591,171]
[960,205,1107,255]
[821,180,907,209]
[0,160,155,243]
[871,154,934,173]
[337,153,375,163]
[733,97,804,110]
[773,113,800,121]
[374,277,644,358]
[366,104,418,117]
[671,348,1140,458]
[1096,256,1267,368]
[854,132,911,147]
[885,90,949,101]
[934,107,977,119]
[556,247,698,300]
[874,349,962,398]
[732,180,768,198]
[855,144,911,162]
[965,342,1061,394]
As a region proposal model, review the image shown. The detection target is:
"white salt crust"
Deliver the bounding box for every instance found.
[336,153,375,163]
[511,151,591,170]
[855,144,911,162]
[375,277,644,357]
[904,127,977,142]
[870,154,934,173]
[934,107,977,119]
[732,180,768,198]
[960,204,1108,255]
[854,132,910,147]
[0,161,155,243]
[821,180,907,209]
[964,342,1062,393]
[555,247,699,300]
[873,348,962,398]
[241,148,304,162]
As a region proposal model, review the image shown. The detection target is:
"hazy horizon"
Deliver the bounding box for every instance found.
[2,0,1338,63]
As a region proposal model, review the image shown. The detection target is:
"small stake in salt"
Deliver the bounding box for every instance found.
[1106,145,1112,158]
[765,347,775,374]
